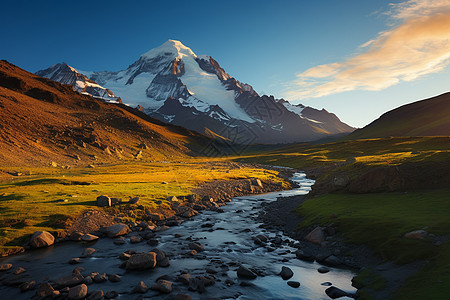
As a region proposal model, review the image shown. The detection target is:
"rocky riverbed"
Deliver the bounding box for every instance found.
[0,172,357,299]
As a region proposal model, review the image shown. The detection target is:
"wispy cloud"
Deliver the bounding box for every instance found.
[285,0,450,100]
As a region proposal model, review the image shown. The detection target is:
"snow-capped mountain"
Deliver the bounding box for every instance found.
[36,63,121,103]
[36,40,354,144]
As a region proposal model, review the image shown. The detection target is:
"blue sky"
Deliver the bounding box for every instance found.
[1,0,449,127]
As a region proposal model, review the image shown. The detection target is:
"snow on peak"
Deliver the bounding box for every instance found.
[141,39,197,60]
[197,55,211,61]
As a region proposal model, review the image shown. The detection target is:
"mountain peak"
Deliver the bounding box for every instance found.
[141,39,197,60]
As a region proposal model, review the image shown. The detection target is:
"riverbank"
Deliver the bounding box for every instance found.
[0,172,357,299]
[0,161,292,257]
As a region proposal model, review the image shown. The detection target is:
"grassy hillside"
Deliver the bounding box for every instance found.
[238,136,450,170]
[347,92,450,139]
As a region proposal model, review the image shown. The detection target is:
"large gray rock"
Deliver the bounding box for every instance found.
[237,265,257,279]
[126,252,157,270]
[134,281,148,293]
[81,234,99,242]
[36,282,54,298]
[323,255,342,267]
[325,286,350,299]
[151,280,173,294]
[295,249,315,262]
[103,224,130,238]
[188,242,204,252]
[68,284,88,299]
[86,290,104,300]
[333,175,350,188]
[305,227,325,245]
[81,248,96,257]
[96,195,111,207]
[280,266,294,280]
[151,248,166,262]
[55,274,84,288]
[30,231,54,248]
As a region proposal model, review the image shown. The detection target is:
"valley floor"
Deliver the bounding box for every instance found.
[0,159,290,256]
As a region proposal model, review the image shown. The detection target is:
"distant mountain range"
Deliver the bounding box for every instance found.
[36,40,354,144]
[346,92,450,139]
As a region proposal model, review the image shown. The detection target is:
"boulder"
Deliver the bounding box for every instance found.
[0,264,13,271]
[333,175,350,188]
[325,286,350,299]
[113,237,126,245]
[181,207,198,218]
[151,280,173,294]
[151,248,166,262]
[81,248,96,257]
[251,178,263,188]
[295,249,315,262]
[93,273,107,283]
[55,274,84,288]
[86,290,104,300]
[96,195,111,207]
[108,274,121,282]
[287,281,301,288]
[404,230,428,240]
[167,196,178,202]
[134,281,148,293]
[70,231,84,241]
[126,252,157,270]
[129,197,139,204]
[177,273,191,285]
[19,281,36,292]
[30,231,55,248]
[323,255,342,267]
[158,257,170,267]
[81,234,99,242]
[237,265,257,279]
[130,236,143,243]
[188,242,204,252]
[318,266,330,273]
[69,258,80,264]
[36,283,54,298]
[110,198,122,206]
[103,224,130,238]
[68,284,88,300]
[280,266,294,280]
[305,227,325,245]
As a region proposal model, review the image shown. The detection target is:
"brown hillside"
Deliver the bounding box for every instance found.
[0,60,208,167]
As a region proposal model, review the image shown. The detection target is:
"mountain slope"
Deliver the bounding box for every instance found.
[37,40,354,144]
[0,60,210,167]
[347,92,450,139]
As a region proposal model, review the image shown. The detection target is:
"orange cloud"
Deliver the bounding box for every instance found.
[285,0,450,99]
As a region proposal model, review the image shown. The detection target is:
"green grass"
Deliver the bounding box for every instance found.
[295,190,450,263]
[295,190,450,299]
[238,136,450,169]
[0,159,284,249]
